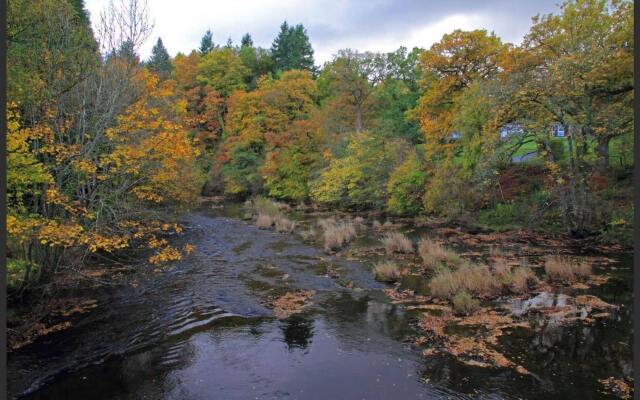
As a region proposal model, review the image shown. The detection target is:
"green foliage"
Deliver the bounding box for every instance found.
[452,291,480,315]
[311,132,408,209]
[478,203,523,229]
[7,259,36,291]
[8,0,99,117]
[386,152,426,215]
[197,47,250,97]
[221,142,264,197]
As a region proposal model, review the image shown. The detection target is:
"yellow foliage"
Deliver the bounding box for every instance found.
[149,245,182,265]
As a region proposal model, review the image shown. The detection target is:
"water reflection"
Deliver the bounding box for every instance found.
[280,315,314,350]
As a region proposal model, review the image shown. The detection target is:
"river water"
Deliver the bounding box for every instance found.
[7,205,633,399]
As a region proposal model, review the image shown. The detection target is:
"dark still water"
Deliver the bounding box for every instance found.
[8,206,633,399]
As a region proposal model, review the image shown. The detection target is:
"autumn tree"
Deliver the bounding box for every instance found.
[218,71,319,199]
[410,29,508,215]
[319,49,387,132]
[7,0,200,295]
[504,0,634,233]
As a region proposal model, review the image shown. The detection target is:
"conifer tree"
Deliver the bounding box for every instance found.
[147,37,172,80]
[271,21,315,72]
[199,29,214,55]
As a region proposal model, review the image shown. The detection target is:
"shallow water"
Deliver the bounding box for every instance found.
[7,205,633,399]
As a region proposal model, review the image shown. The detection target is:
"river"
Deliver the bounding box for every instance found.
[7,205,633,399]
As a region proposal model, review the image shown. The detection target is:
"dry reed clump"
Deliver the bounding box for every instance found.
[353,216,366,226]
[429,264,501,299]
[418,238,463,268]
[491,258,539,294]
[255,213,274,229]
[544,255,592,283]
[252,196,280,217]
[322,220,356,252]
[382,232,413,254]
[274,215,296,233]
[508,267,538,293]
[300,227,317,242]
[317,217,337,231]
[373,261,403,282]
[251,197,296,233]
[452,291,480,315]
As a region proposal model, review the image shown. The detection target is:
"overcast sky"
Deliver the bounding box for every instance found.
[85,0,562,65]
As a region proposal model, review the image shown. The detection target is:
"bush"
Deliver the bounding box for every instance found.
[452,291,480,315]
[418,238,462,268]
[478,202,522,229]
[382,232,413,254]
[373,261,403,282]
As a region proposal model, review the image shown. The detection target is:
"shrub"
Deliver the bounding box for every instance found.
[373,261,403,282]
[418,238,462,268]
[544,255,592,283]
[452,291,480,315]
[256,213,274,229]
[382,232,413,254]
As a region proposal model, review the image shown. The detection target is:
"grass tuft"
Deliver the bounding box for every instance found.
[544,255,592,283]
[373,261,403,282]
[382,232,413,254]
[418,238,463,268]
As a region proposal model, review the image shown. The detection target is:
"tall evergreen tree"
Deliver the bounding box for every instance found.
[147,37,172,80]
[271,21,315,72]
[199,29,214,55]
[241,33,253,48]
[67,0,90,24]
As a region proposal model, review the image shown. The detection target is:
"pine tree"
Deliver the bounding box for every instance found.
[199,29,214,55]
[270,21,316,73]
[241,33,253,48]
[147,37,172,80]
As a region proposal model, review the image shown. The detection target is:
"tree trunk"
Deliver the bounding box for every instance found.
[596,135,611,175]
[355,103,363,133]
